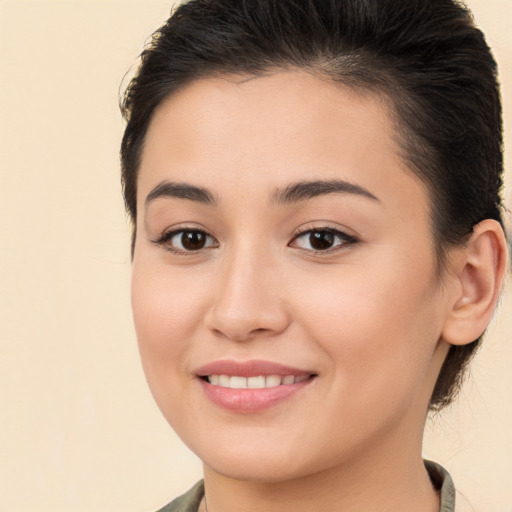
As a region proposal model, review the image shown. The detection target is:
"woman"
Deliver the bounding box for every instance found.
[120,0,508,511]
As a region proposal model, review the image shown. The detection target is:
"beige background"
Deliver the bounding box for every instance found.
[1,1,511,511]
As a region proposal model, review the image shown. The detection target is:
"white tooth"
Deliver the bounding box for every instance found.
[209,375,220,385]
[294,375,309,383]
[266,375,282,387]
[219,375,231,387]
[230,376,247,389]
[247,376,266,389]
[282,375,295,385]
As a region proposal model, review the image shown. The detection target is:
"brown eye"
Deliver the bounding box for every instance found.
[154,229,218,253]
[309,231,335,250]
[291,228,357,252]
[181,231,207,250]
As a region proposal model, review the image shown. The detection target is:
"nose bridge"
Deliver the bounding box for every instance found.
[205,240,289,340]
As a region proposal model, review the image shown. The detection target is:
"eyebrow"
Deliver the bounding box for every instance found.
[145,181,217,207]
[271,179,380,204]
[144,178,379,209]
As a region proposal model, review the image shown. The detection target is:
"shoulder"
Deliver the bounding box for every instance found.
[155,481,205,512]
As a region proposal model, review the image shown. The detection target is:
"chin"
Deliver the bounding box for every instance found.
[205,454,308,484]
[187,432,313,483]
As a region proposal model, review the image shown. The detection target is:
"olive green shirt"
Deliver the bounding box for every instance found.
[156,460,455,512]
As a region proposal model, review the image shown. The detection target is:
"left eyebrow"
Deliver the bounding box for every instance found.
[271,179,380,204]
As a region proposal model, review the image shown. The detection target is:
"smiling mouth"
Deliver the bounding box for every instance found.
[203,374,311,389]
[195,360,317,412]
[198,373,316,412]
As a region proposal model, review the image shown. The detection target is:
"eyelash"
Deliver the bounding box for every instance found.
[289,227,358,253]
[152,226,358,255]
[152,228,219,255]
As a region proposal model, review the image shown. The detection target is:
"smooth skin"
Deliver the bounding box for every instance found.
[131,71,507,512]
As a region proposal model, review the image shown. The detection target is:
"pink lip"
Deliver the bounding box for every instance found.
[195,359,313,378]
[195,359,316,413]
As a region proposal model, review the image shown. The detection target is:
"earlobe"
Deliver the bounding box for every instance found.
[442,219,508,346]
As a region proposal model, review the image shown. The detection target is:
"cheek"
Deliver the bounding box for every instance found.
[130,260,216,431]
[131,262,206,384]
[290,257,444,399]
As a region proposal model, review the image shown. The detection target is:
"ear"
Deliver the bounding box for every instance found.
[442,219,508,346]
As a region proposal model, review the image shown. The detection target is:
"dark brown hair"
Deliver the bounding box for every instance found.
[120,0,504,410]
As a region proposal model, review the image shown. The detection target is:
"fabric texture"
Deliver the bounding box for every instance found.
[156,480,204,512]
[155,460,456,512]
[425,460,456,512]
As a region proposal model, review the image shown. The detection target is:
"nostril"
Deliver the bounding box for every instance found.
[210,325,274,342]
[251,327,269,334]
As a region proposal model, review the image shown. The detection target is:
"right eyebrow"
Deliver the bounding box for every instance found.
[145,181,217,208]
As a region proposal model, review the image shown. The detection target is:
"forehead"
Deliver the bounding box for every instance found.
[138,70,429,217]
[144,71,396,152]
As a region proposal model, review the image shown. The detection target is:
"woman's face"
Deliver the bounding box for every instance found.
[132,71,454,482]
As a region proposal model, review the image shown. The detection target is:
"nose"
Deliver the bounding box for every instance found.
[204,247,291,342]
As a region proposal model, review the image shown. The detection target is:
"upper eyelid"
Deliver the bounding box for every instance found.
[289,227,358,250]
[155,223,213,237]
[291,225,357,240]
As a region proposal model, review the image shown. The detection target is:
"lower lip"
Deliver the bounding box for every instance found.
[198,377,314,413]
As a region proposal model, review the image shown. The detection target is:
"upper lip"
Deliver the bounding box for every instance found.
[195,359,314,378]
